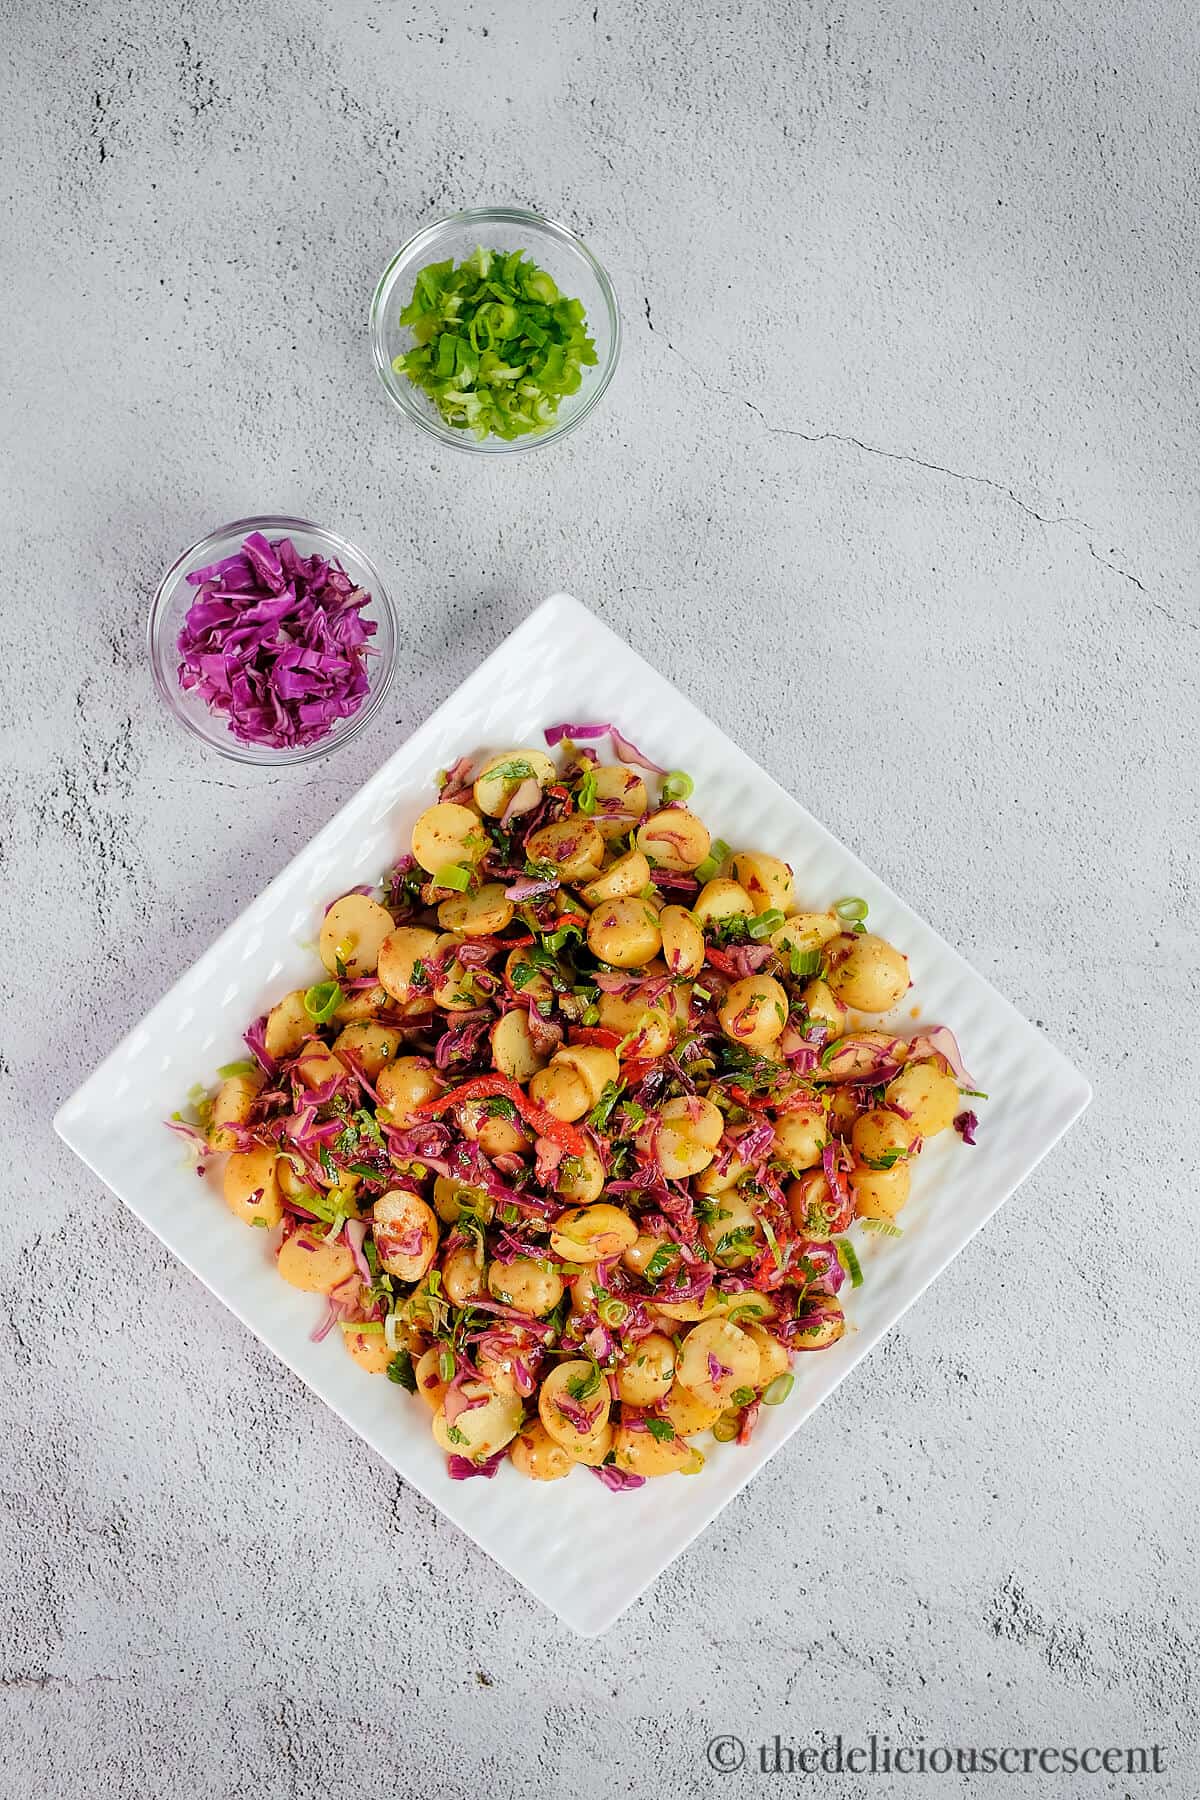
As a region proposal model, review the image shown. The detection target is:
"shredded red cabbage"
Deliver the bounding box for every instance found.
[177,532,377,749]
[590,1464,646,1492]
[448,1448,507,1481]
[542,721,667,775]
[953,1109,979,1144]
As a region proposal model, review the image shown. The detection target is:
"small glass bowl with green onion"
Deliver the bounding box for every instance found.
[370,207,620,454]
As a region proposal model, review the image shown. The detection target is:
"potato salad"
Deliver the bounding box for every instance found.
[174,725,981,1489]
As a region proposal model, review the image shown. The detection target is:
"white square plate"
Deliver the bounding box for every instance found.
[55,594,1090,1635]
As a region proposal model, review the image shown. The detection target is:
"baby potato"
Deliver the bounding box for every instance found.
[433,1385,524,1462]
[699,1191,762,1266]
[223,1146,282,1227]
[708,1289,777,1325]
[612,1425,702,1478]
[827,933,911,1013]
[819,1031,907,1085]
[331,1021,403,1079]
[377,926,440,1003]
[457,1099,528,1160]
[596,991,672,1057]
[615,1333,677,1406]
[527,1058,593,1122]
[849,1160,912,1221]
[636,807,711,872]
[591,764,649,838]
[510,1420,574,1482]
[442,1245,487,1306]
[580,848,651,906]
[294,1043,346,1091]
[487,1257,564,1316]
[334,982,389,1024]
[491,1008,549,1082]
[472,748,557,817]
[772,1101,828,1174]
[319,893,395,978]
[530,1045,619,1122]
[550,1203,639,1264]
[771,911,842,962]
[556,1140,605,1204]
[718,974,789,1049]
[743,1324,790,1386]
[276,1227,355,1293]
[659,905,705,977]
[787,1170,847,1241]
[622,1233,676,1280]
[825,1087,861,1138]
[525,817,605,883]
[731,851,795,914]
[652,1292,717,1323]
[692,878,755,928]
[373,1189,438,1282]
[437,882,515,937]
[657,1095,725,1180]
[209,1070,263,1153]
[428,934,478,1011]
[676,1318,761,1408]
[884,1060,961,1136]
[264,988,312,1060]
[661,1381,726,1436]
[377,1054,442,1124]
[586,896,662,968]
[694,1152,750,1197]
[539,1360,613,1455]
[410,802,487,876]
[342,1326,393,1374]
[569,1267,606,1314]
[851,1107,919,1168]
[793,1296,847,1351]
[432,1176,494,1225]
[415,1346,451,1411]
[801,978,847,1036]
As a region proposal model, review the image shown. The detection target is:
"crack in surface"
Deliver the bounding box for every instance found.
[663,340,1156,598]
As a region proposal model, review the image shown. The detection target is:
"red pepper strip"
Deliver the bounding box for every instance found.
[568,1026,622,1050]
[413,1073,587,1157]
[555,913,588,931]
[729,1082,772,1113]
[703,946,741,976]
[502,932,536,947]
[620,1056,662,1086]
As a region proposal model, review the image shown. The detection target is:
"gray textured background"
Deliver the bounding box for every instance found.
[3,1,1198,1795]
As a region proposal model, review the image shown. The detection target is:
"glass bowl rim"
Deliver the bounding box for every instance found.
[147,512,398,766]
[369,205,621,454]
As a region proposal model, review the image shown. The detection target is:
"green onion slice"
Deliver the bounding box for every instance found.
[694,837,732,883]
[762,1372,795,1406]
[434,863,471,892]
[834,895,869,923]
[303,980,342,1024]
[748,908,786,941]
[216,1058,258,1079]
[835,1238,864,1288]
[859,1217,903,1238]
[662,770,694,802]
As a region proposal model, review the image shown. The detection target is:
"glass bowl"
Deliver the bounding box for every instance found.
[370,206,620,454]
[147,515,398,766]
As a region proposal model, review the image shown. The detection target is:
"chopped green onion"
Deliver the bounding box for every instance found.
[760,1216,785,1270]
[303,980,342,1025]
[438,1347,457,1382]
[597,1295,628,1328]
[859,1217,903,1238]
[834,895,869,923]
[216,1059,257,1079]
[581,1003,600,1026]
[787,945,823,979]
[835,1238,864,1288]
[341,1319,384,1334]
[762,1372,795,1406]
[712,1412,740,1442]
[729,1385,756,1408]
[694,837,732,883]
[748,908,786,941]
[577,768,598,814]
[434,863,471,892]
[662,770,694,802]
[395,246,598,442]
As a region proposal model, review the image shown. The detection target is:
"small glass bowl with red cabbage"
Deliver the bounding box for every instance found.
[148,516,398,765]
